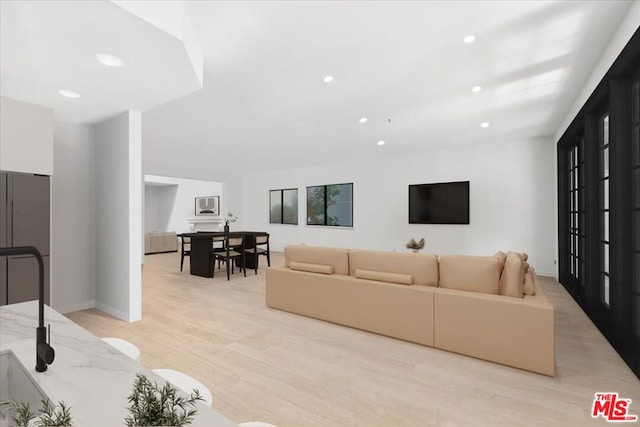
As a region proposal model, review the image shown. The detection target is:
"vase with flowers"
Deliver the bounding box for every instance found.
[223,212,238,233]
[405,237,425,253]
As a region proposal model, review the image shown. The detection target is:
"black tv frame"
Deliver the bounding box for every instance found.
[408,181,470,225]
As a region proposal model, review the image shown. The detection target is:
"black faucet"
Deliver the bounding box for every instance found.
[0,246,55,372]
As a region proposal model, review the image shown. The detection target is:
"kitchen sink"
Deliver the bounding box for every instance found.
[0,350,49,427]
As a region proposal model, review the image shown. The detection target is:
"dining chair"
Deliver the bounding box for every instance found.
[244,233,270,274]
[213,235,246,280]
[179,235,190,272]
[212,235,226,269]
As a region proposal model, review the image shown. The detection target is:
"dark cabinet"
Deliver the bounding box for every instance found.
[0,172,50,306]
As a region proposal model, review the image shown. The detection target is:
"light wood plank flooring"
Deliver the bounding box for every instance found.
[66,252,640,426]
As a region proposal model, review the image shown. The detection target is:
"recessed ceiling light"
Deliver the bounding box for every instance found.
[58,89,80,98]
[377,140,385,146]
[323,75,334,83]
[96,53,125,67]
[472,86,482,93]
[480,122,490,128]
[464,35,476,44]
[359,117,368,123]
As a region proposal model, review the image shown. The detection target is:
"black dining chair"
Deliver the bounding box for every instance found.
[212,235,226,270]
[179,236,190,272]
[244,233,270,274]
[213,235,246,280]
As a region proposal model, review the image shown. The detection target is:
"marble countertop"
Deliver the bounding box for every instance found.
[0,301,236,427]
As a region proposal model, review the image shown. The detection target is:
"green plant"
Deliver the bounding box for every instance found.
[37,399,72,426]
[0,399,72,427]
[125,373,203,427]
[0,399,36,427]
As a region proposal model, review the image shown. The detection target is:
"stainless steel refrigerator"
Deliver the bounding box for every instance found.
[0,171,50,306]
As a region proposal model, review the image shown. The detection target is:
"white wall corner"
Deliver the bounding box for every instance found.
[181,5,204,86]
[128,110,143,322]
[555,2,640,141]
[95,301,131,323]
[55,300,96,315]
[111,0,203,87]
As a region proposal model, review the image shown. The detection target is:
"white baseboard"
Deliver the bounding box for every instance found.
[95,301,130,322]
[536,271,556,278]
[54,300,96,314]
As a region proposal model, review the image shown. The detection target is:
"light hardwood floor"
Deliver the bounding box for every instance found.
[66,252,640,426]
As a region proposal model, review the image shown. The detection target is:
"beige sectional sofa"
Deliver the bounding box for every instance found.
[266,245,555,376]
[144,231,178,254]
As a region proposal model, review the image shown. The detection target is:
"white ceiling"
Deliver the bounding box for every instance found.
[0,1,633,181]
[0,0,201,124]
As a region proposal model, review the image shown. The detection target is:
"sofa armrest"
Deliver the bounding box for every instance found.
[434,288,554,376]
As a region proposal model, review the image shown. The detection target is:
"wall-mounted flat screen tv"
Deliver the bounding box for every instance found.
[408,181,470,224]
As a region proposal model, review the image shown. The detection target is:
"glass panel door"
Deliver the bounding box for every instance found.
[601,114,611,307]
[632,78,640,343]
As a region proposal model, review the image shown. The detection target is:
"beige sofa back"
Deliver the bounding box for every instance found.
[349,249,438,286]
[266,267,435,346]
[439,255,501,294]
[145,231,178,254]
[284,245,350,275]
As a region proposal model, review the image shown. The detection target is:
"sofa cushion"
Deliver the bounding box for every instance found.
[494,251,507,271]
[438,255,501,294]
[349,249,438,287]
[290,261,333,275]
[499,252,525,298]
[524,270,535,296]
[355,269,413,285]
[285,245,350,275]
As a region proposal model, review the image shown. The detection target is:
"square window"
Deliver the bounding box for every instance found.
[634,211,640,250]
[306,183,353,227]
[633,127,639,167]
[635,296,640,337]
[634,169,640,209]
[603,274,610,306]
[603,115,609,146]
[269,190,281,224]
[270,188,298,225]
[635,253,640,293]
[282,189,298,225]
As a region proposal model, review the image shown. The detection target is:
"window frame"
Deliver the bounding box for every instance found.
[305,182,353,227]
[269,188,298,225]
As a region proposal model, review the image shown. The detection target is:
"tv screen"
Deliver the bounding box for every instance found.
[408,181,470,224]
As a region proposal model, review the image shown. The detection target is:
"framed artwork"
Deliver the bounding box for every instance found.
[195,196,220,216]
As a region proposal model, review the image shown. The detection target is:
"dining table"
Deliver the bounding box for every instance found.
[178,231,268,278]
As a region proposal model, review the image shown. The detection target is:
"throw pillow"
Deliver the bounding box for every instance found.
[499,253,525,298]
[290,261,333,275]
[355,269,413,285]
[494,251,507,271]
[524,270,535,296]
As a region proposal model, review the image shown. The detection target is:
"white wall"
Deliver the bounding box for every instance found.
[0,97,53,176]
[243,137,557,276]
[144,175,223,233]
[144,185,177,232]
[51,122,97,313]
[555,1,640,141]
[94,111,142,322]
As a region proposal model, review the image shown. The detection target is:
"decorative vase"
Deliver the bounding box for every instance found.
[224,223,230,234]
